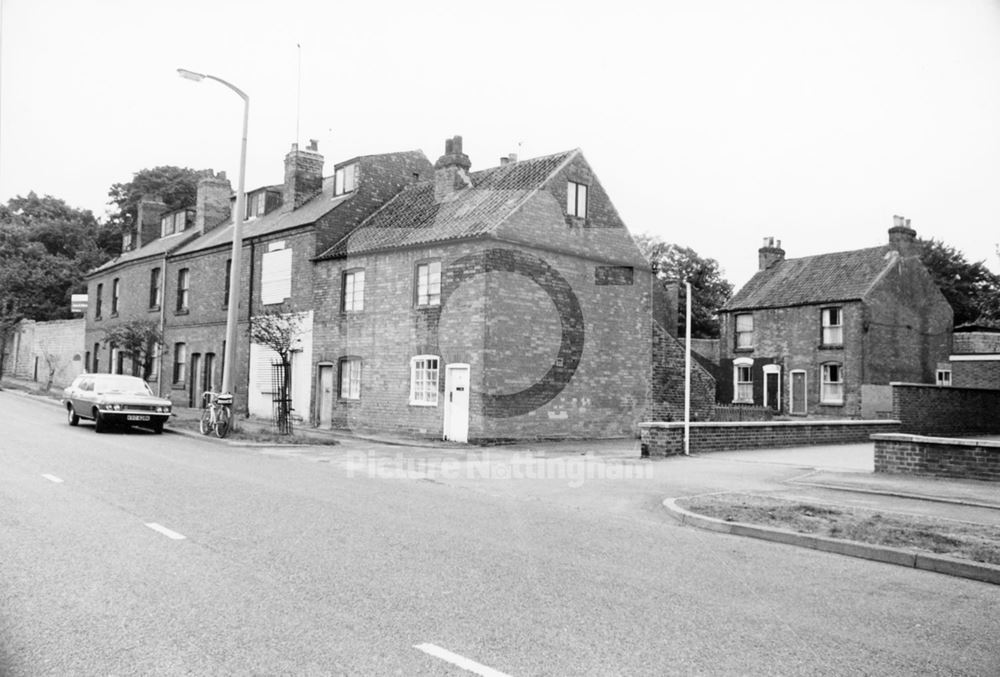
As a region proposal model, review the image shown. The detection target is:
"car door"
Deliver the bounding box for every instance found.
[74,377,94,417]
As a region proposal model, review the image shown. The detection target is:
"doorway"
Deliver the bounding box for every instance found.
[443,363,470,443]
[190,353,202,407]
[763,364,781,412]
[790,370,807,415]
[317,364,334,428]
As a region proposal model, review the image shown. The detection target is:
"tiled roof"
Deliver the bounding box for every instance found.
[87,230,199,276]
[723,245,897,311]
[316,150,577,259]
[172,176,348,256]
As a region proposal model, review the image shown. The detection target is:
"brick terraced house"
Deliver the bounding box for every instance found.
[311,136,658,441]
[717,217,952,418]
[85,143,432,416]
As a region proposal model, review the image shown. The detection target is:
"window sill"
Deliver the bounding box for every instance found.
[414,304,441,310]
[149,306,160,313]
[733,348,754,354]
[175,309,190,315]
[819,401,844,407]
[338,397,361,403]
[732,400,754,405]
[408,400,438,407]
[818,344,844,350]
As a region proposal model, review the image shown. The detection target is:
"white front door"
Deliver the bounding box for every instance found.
[318,365,334,428]
[443,364,470,443]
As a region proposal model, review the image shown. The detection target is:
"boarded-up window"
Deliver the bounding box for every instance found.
[261,247,292,305]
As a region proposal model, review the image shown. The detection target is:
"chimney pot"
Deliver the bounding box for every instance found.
[758,235,786,271]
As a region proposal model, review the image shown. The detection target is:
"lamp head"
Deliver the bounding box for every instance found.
[177,68,206,82]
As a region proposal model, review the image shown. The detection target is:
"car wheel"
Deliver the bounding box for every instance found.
[67,405,79,427]
[94,411,106,433]
[152,421,164,435]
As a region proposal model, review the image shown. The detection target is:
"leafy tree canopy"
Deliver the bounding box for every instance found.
[918,238,1000,327]
[106,165,202,249]
[634,234,733,338]
[0,193,115,324]
[102,319,163,379]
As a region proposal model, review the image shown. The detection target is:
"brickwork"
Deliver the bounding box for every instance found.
[891,383,1000,436]
[873,434,1000,481]
[650,322,715,422]
[639,420,900,457]
[313,236,652,441]
[953,331,1000,354]
[718,253,952,417]
[952,360,1000,389]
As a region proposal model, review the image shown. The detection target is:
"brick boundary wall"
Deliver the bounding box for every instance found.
[891,382,1000,436]
[873,433,1000,481]
[639,420,901,457]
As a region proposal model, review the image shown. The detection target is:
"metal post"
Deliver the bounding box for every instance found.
[684,281,692,455]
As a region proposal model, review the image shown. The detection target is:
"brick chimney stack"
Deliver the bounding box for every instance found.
[758,236,785,270]
[195,170,232,233]
[136,195,168,248]
[888,214,918,256]
[283,142,324,210]
[434,135,472,202]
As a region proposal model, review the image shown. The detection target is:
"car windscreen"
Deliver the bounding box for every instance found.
[93,377,153,396]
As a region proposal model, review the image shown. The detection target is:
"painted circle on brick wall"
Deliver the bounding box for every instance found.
[442,248,584,418]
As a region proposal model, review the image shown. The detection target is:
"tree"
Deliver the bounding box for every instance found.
[918,238,1000,327]
[102,319,163,380]
[250,309,306,434]
[106,166,202,256]
[635,234,734,338]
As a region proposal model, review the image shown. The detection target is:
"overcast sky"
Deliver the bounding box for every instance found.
[1,0,998,288]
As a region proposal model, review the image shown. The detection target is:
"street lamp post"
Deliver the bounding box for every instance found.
[177,68,248,398]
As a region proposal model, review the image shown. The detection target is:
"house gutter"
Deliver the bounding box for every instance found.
[157,252,168,398]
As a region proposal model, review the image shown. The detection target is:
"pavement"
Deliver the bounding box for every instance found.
[6,376,999,585]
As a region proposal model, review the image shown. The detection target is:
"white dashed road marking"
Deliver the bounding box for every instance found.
[413,643,511,677]
[144,523,186,540]
[41,474,64,483]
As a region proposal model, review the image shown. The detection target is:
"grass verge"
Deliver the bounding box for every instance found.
[677,493,1000,566]
[169,417,340,445]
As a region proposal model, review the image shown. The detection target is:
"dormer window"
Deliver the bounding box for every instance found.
[567,181,588,218]
[334,163,357,196]
[245,190,267,220]
[160,209,191,237]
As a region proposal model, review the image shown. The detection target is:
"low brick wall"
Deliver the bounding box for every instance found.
[639,420,900,457]
[892,383,1000,436]
[873,433,1000,481]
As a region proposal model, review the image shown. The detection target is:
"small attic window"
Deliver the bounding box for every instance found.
[245,191,267,220]
[335,163,358,196]
[160,209,191,237]
[567,181,588,218]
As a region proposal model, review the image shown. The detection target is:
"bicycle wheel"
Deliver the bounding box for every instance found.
[199,407,213,435]
[214,405,231,438]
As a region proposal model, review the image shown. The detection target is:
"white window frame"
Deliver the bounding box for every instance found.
[936,369,952,387]
[415,261,441,307]
[821,307,843,346]
[339,357,362,400]
[334,163,358,196]
[342,269,365,312]
[820,363,844,404]
[567,181,588,218]
[409,355,440,406]
[735,313,754,350]
[261,246,293,305]
[111,278,120,315]
[733,357,753,404]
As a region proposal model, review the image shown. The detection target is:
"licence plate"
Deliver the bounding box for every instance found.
[127,415,150,422]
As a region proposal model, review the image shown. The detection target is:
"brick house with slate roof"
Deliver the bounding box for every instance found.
[717,217,952,419]
[310,136,661,441]
[84,143,432,417]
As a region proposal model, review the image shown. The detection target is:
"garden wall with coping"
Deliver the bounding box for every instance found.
[639,420,900,457]
[873,433,1000,481]
[891,382,1000,436]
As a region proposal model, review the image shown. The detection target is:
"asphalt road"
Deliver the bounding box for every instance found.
[1,391,998,676]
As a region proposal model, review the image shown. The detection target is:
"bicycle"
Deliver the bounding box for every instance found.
[200,391,233,438]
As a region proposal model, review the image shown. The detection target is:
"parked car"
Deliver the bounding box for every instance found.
[62,374,172,434]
